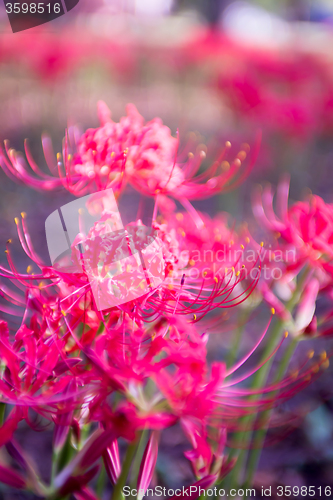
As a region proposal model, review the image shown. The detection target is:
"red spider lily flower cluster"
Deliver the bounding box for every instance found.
[0,101,259,200]
[0,104,331,499]
[252,176,333,337]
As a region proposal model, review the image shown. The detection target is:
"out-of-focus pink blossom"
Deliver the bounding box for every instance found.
[103,440,121,485]
[1,102,260,201]
[253,177,333,276]
[137,431,159,500]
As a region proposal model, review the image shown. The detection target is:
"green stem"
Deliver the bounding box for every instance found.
[96,464,107,499]
[0,403,6,426]
[129,429,148,489]
[229,266,310,492]
[227,317,284,491]
[112,441,138,500]
[244,337,298,488]
[226,311,248,369]
[51,431,73,489]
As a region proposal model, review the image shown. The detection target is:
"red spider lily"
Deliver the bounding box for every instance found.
[61,307,328,441]
[252,177,333,332]
[0,210,322,431]
[0,318,84,414]
[253,176,333,275]
[137,431,159,500]
[182,419,235,480]
[0,255,330,498]
[0,102,260,200]
[0,464,26,489]
[103,439,121,485]
[1,88,332,499]
[0,206,261,326]
[217,44,333,138]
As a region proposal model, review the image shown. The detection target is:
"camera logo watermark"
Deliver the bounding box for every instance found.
[45,189,165,311]
[4,1,80,33]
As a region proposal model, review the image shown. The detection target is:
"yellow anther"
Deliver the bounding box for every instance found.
[193,314,197,321]
[236,271,240,277]
[225,141,232,148]
[14,217,19,225]
[7,239,12,244]
[308,350,315,359]
[245,237,250,244]
[214,277,218,283]
[111,152,115,157]
[242,264,245,269]
[67,154,72,161]
[26,265,33,274]
[78,208,85,215]
[271,307,275,315]
[313,365,320,374]
[229,240,234,246]
[176,213,184,221]
[240,244,244,250]
[320,351,327,361]
[188,152,194,159]
[4,250,8,254]
[21,212,26,219]
[322,359,330,370]
[237,151,247,161]
[221,161,230,172]
[57,153,62,162]
[284,331,289,338]
[189,259,195,266]
[203,271,207,277]
[260,241,264,247]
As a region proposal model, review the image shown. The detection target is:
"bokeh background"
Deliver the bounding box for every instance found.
[1,1,333,498]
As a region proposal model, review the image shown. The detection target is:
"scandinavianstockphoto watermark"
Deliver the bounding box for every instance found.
[45,189,165,312]
[45,188,296,313]
[3,0,80,32]
[166,246,297,282]
[123,486,256,498]
[123,485,333,498]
